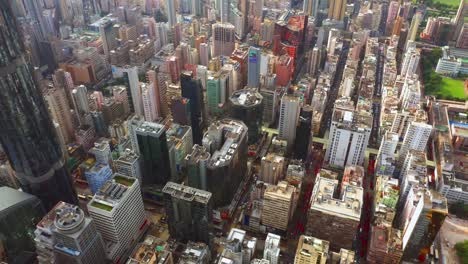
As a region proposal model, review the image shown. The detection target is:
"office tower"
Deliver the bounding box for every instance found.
[376,131,399,176]
[89,140,112,165]
[263,233,280,264]
[98,17,119,59]
[294,106,313,161]
[328,0,346,21]
[199,119,248,207]
[72,85,90,115]
[112,86,130,115]
[124,67,144,117]
[306,175,363,251]
[85,163,113,194]
[44,85,75,144]
[87,174,146,262]
[146,70,162,119]
[0,187,45,264]
[278,94,301,151]
[229,88,263,144]
[303,0,318,17]
[186,145,211,190]
[166,123,193,182]
[400,45,420,78]
[308,46,322,76]
[398,122,432,166]
[294,236,329,264]
[206,75,223,116]
[405,12,422,48]
[212,22,236,57]
[325,105,372,168]
[401,190,447,262]
[179,242,211,263]
[181,71,205,145]
[260,88,280,126]
[141,83,158,122]
[260,154,285,184]
[262,181,296,231]
[171,96,191,125]
[49,202,106,264]
[0,2,77,210]
[166,0,177,27]
[200,43,210,66]
[275,55,293,87]
[453,0,468,42]
[114,149,142,181]
[247,47,261,87]
[163,182,212,244]
[135,121,171,186]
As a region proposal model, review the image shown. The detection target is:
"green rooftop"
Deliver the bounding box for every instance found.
[114,175,135,186]
[91,201,113,211]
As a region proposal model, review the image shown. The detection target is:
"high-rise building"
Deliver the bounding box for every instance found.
[89,139,112,165]
[85,163,113,194]
[294,105,313,161]
[405,12,422,48]
[166,0,177,27]
[376,131,399,176]
[135,121,171,187]
[141,83,158,122]
[72,85,90,116]
[401,190,447,262]
[199,119,248,207]
[124,67,144,117]
[229,88,263,144]
[212,22,236,57]
[206,75,223,116]
[260,154,285,184]
[261,88,280,126]
[186,145,211,190]
[294,235,329,264]
[0,2,77,210]
[97,17,119,59]
[325,103,372,168]
[328,0,347,21]
[400,45,420,78]
[303,0,319,17]
[247,47,261,88]
[87,174,147,262]
[397,121,432,166]
[114,149,142,181]
[0,187,45,264]
[263,233,280,264]
[166,123,193,182]
[50,202,107,264]
[181,71,205,145]
[453,0,468,42]
[278,94,301,150]
[306,174,363,251]
[262,181,297,231]
[162,182,212,244]
[44,85,75,144]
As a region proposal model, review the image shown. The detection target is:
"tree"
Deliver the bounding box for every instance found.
[455,240,468,264]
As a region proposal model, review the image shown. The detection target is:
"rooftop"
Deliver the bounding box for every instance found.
[229,88,263,107]
[135,121,166,137]
[88,174,136,212]
[310,176,363,221]
[0,187,39,217]
[162,182,212,205]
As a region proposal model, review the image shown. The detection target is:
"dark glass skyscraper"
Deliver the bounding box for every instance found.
[294,106,313,161]
[0,2,77,210]
[181,71,205,145]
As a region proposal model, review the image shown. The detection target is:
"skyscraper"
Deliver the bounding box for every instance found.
[0,2,77,210]
[397,121,432,166]
[278,94,301,150]
[212,22,236,57]
[303,0,319,17]
[405,12,422,48]
[166,0,177,27]
[247,47,261,88]
[163,181,213,244]
[328,0,347,21]
[453,0,468,42]
[181,71,205,144]
[51,202,106,264]
[229,88,263,144]
[87,174,147,262]
[135,121,171,187]
[294,106,313,161]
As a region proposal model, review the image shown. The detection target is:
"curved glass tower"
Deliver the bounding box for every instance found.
[0,2,77,210]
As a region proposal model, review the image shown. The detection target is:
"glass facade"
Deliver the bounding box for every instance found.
[0,3,77,210]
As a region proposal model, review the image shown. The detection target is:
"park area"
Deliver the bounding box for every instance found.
[433,0,461,7]
[428,77,467,101]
